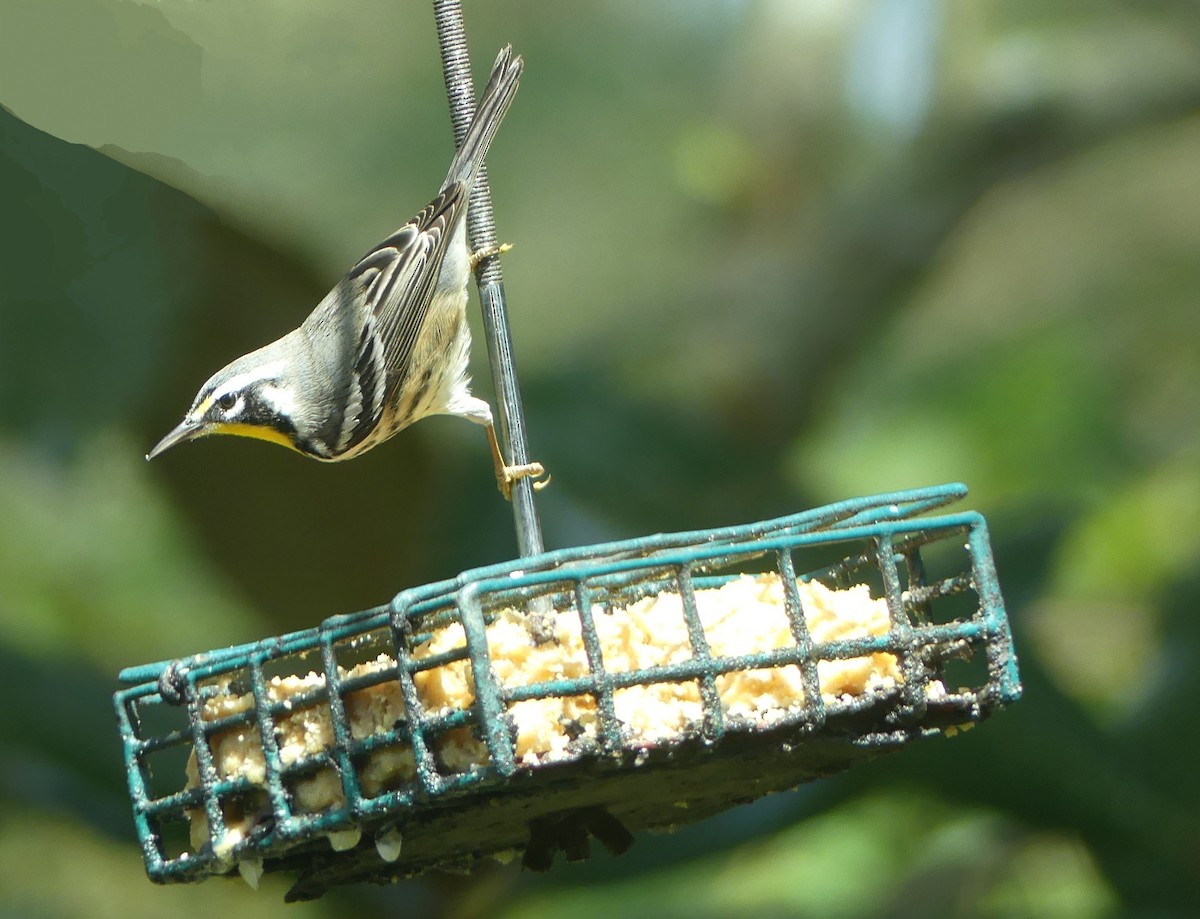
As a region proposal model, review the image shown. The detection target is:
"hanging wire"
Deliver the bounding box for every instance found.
[432,0,545,558]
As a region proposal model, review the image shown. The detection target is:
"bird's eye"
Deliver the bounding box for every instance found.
[217,392,237,411]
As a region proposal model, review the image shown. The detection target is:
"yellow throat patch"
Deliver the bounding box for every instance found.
[207,422,299,452]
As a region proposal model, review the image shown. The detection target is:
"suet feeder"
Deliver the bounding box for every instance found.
[113,1,1021,902]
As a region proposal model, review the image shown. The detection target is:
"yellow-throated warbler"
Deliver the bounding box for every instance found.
[147,46,545,499]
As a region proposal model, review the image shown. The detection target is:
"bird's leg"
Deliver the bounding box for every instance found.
[486,420,548,501]
[470,242,513,271]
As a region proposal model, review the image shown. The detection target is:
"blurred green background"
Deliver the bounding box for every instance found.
[2,0,1198,916]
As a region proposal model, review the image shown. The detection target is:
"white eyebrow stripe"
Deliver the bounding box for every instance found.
[212,360,287,399]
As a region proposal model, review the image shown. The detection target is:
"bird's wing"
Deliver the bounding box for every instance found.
[347,183,466,380]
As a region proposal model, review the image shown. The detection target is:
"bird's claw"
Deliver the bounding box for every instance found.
[498,461,550,501]
[470,242,513,271]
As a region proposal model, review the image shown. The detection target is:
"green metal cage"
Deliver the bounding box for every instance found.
[113,482,1020,900]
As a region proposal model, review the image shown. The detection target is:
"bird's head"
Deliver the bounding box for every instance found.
[147,342,309,461]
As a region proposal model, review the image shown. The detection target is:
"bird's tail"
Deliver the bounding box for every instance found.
[442,45,523,191]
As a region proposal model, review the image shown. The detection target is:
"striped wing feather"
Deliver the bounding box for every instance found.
[348,184,465,390]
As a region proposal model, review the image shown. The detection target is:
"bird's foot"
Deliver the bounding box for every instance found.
[498,461,550,501]
[470,242,513,270]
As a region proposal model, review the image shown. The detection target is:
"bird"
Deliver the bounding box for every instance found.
[147,45,546,500]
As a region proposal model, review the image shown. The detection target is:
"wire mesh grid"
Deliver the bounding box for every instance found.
[113,483,1019,899]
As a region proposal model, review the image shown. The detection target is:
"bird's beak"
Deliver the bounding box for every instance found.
[146,418,205,460]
